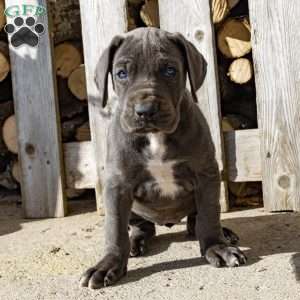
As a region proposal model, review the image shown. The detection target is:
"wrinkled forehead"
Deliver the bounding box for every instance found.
[114,28,184,65]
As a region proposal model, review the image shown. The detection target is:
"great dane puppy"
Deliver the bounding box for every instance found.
[80,27,246,289]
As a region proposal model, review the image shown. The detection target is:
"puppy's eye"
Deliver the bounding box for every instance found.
[116,69,128,80]
[162,66,177,78]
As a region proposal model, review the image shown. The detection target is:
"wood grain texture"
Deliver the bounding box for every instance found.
[63,142,96,189]
[0,0,5,31]
[62,130,262,190]
[79,0,127,213]
[5,0,66,217]
[158,0,229,211]
[224,129,261,182]
[249,0,300,211]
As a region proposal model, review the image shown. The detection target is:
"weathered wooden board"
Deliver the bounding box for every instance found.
[224,129,261,182]
[63,130,261,194]
[79,0,127,213]
[158,0,229,211]
[6,0,66,218]
[64,142,96,189]
[249,0,300,211]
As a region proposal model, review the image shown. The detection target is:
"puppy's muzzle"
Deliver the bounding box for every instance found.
[134,102,160,121]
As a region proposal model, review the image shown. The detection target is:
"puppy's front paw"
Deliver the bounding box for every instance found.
[80,254,127,289]
[205,244,246,268]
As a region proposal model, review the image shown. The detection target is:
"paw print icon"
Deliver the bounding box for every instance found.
[4,16,45,48]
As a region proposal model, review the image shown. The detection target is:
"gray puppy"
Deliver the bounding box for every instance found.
[80,27,246,289]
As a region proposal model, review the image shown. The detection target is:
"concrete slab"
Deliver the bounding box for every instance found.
[0,197,300,300]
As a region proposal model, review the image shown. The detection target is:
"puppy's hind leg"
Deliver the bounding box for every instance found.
[187,213,239,245]
[129,212,156,257]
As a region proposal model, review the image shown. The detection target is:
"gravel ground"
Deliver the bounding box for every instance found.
[0,195,300,300]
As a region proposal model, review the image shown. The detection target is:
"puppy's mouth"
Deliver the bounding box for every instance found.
[121,116,179,134]
[134,127,160,134]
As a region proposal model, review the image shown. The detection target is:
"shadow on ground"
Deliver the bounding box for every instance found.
[123,212,300,284]
[1,199,300,284]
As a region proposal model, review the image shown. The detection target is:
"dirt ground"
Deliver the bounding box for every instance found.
[0,194,300,300]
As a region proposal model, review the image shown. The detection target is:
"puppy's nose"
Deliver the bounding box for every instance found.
[134,102,159,119]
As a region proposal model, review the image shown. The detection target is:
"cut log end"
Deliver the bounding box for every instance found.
[140,0,160,27]
[212,0,229,24]
[68,65,87,101]
[11,160,20,183]
[228,58,253,84]
[0,42,10,82]
[55,42,82,78]
[0,0,5,31]
[2,114,18,154]
[217,18,251,58]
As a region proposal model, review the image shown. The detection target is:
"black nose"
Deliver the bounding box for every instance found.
[134,102,159,119]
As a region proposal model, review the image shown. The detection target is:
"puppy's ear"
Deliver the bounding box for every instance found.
[170,33,207,102]
[94,35,124,108]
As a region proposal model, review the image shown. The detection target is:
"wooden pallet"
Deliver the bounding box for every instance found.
[5,0,300,217]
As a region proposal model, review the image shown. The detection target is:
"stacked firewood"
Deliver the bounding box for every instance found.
[0,0,262,207]
[128,0,159,29]
[0,0,90,198]
[50,0,90,145]
[212,0,262,207]
[0,0,18,192]
[212,0,257,128]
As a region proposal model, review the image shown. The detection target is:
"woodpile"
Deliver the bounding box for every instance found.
[0,0,90,198]
[0,0,261,208]
[68,65,87,101]
[216,0,257,128]
[0,41,9,82]
[217,17,251,58]
[54,42,82,78]
[0,0,5,31]
[127,0,159,29]
[0,1,15,191]
[2,114,17,154]
[212,0,229,24]
[140,0,160,27]
[228,58,253,84]
[49,0,82,45]
[214,0,261,208]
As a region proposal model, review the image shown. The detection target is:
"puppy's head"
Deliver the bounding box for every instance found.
[95,27,207,134]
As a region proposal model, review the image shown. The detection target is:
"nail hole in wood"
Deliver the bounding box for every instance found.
[194,29,204,41]
[25,143,35,155]
[278,175,290,189]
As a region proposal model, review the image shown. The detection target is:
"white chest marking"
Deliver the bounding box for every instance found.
[147,133,179,198]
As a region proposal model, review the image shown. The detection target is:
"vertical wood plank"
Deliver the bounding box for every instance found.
[79,0,127,213]
[249,0,300,211]
[158,0,229,211]
[5,0,66,217]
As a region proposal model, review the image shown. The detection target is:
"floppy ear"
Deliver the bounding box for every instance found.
[170,33,207,102]
[94,35,124,108]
